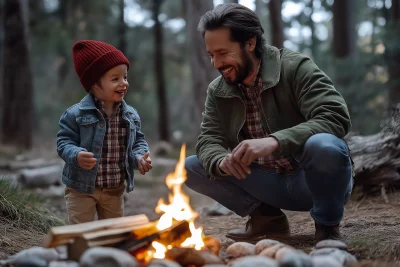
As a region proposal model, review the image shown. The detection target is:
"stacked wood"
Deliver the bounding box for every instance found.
[44,215,198,263]
[44,214,152,261]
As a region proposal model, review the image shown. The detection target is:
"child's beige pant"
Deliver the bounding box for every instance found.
[64,183,125,224]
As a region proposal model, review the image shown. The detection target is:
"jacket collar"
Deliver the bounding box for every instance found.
[214,44,281,98]
[78,93,132,114]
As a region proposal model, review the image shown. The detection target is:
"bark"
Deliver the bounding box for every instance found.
[185,0,218,128]
[153,0,170,141]
[268,0,284,48]
[2,0,34,150]
[346,132,400,187]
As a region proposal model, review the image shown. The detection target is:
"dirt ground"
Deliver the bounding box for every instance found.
[1,162,400,266]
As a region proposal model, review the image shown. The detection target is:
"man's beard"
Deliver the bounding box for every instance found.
[220,48,253,86]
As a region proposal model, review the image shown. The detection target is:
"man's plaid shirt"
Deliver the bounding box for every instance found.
[238,63,298,173]
[95,99,127,188]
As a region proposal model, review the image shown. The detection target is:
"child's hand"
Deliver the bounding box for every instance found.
[77,151,97,170]
[138,151,152,175]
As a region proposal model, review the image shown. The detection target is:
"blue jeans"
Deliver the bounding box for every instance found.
[184,133,353,226]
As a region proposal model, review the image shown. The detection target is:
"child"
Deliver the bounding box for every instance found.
[56,40,152,224]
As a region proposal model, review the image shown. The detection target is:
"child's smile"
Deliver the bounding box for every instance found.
[92,64,129,108]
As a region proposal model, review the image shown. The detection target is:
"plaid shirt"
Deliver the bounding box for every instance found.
[95,99,127,188]
[238,63,298,173]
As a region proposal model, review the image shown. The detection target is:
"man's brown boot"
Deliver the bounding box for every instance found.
[226,204,290,242]
[314,222,342,243]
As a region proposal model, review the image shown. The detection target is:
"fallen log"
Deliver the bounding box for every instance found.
[346,130,400,194]
[7,158,62,170]
[18,165,63,188]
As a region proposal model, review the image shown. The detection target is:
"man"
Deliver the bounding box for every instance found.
[184,3,354,243]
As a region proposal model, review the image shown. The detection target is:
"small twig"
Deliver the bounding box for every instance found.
[381,183,389,204]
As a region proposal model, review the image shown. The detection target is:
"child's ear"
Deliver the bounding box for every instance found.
[92,82,102,91]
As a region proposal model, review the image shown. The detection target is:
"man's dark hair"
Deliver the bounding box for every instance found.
[198,3,266,58]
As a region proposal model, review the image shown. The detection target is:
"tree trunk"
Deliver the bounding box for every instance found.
[387,0,400,108]
[153,0,170,142]
[332,0,356,58]
[118,0,127,53]
[2,0,34,150]
[268,0,284,48]
[57,0,69,86]
[307,0,318,59]
[393,0,400,21]
[0,0,4,109]
[185,0,218,129]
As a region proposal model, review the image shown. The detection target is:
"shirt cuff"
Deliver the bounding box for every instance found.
[215,158,229,177]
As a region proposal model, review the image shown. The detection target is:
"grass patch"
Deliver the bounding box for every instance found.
[0,177,65,233]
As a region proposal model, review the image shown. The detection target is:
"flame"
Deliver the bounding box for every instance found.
[151,144,205,258]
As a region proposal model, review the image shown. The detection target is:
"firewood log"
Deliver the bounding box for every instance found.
[67,222,157,261]
[44,214,149,248]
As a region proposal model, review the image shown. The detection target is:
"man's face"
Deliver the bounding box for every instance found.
[205,27,253,85]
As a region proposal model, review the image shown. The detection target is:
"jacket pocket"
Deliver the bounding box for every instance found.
[76,115,99,150]
[76,115,99,126]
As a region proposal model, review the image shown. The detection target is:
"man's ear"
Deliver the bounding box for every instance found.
[246,36,257,52]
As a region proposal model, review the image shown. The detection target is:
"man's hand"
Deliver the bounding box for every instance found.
[138,151,152,175]
[77,151,97,170]
[219,153,251,180]
[231,137,280,166]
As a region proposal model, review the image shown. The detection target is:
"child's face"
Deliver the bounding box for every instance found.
[91,64,129,105]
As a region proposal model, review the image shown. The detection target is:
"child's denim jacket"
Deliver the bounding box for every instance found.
[56,94,149,194]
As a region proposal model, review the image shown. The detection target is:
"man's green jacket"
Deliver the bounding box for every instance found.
[196,44,351,179]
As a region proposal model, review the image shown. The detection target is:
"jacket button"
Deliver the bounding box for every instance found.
[99,122,105,128]
[95,148,100,153]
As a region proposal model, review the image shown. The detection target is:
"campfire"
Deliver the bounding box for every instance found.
[43,145,218,265]
[147,144,205,259]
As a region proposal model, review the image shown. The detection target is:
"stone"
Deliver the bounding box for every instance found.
[14,257,47,267]
[274,247,300,261]
[49,261,80,267]
[231,256,278,267]
[80,247,139,267]
[55,246,68,260]
[310,247,357,265]
[315,239,348,251]
[255,239,281,254]
[202,202,233,216]
[204,236,222,255]
[311,256,342,267]
[277,251,313,267]
[147,258,182,267]
[3,246,59,265]
[259,243,286,259]
[227,242,256,259]
[165,247,224,267]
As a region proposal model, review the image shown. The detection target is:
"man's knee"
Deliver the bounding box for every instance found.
[185,155,201,173]
[303,133,350,170]
[184,155,207,189]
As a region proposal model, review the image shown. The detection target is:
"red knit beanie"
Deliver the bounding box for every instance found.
[72,40,130,92]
